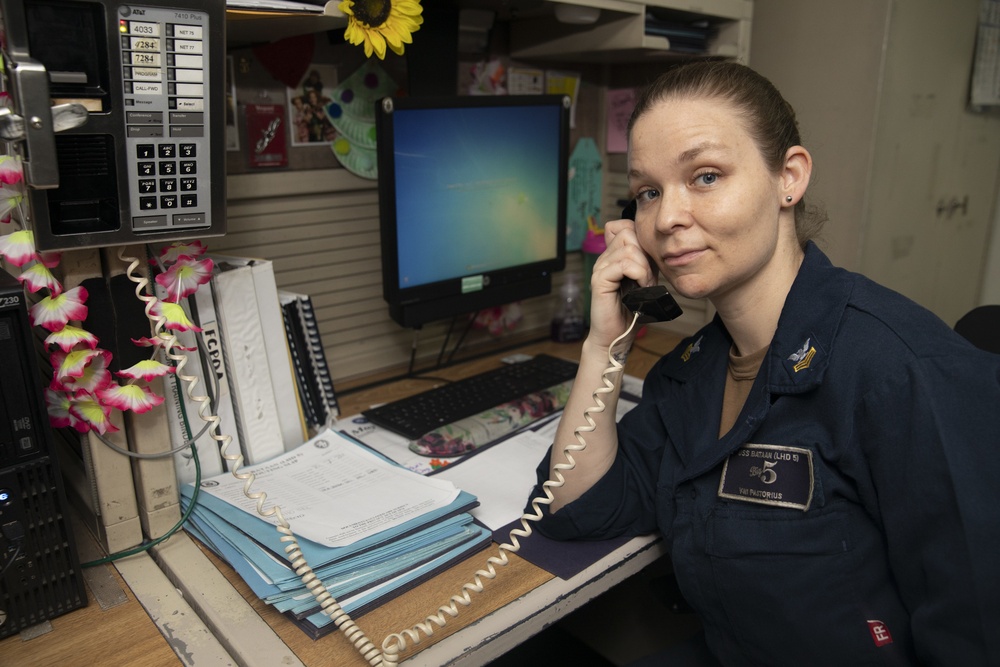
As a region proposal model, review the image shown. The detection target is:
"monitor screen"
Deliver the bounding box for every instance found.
[375,94,569,329]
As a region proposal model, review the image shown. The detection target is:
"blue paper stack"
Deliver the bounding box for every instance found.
[179,429,491,638]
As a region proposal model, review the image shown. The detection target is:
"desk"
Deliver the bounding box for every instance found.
[1,327,684,667]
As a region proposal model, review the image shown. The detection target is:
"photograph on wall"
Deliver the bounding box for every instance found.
[605,88,637,154]
[245,103,287,168]
[287,63,338,146]
[226,55,239,151]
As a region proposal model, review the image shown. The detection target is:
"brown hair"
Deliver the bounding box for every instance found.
[628,60,825,244]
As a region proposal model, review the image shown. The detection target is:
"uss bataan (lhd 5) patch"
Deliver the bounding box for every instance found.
[718,443,814,511]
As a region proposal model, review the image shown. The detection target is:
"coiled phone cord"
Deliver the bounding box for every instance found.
[124,248,640,666]
[123,250,385,662]
[377,311,641,665]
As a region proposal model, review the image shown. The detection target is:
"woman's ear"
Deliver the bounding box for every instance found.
[781,145,812,206]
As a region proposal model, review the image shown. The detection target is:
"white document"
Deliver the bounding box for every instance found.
[435,393,639,531]
[199,429,460,548]
[336,414,459,475]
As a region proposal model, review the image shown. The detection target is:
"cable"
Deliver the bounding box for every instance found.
[372,311,643,665]
[81,447,201,567]
[90,325,220,460]
[0,541,22,578]
[444,312,477,366]
[105,242,643,665]
[80,249,209,567]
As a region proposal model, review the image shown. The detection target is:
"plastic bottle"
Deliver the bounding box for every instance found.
[551,272,585,342]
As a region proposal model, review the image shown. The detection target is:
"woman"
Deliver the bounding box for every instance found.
[533,60,1000,666]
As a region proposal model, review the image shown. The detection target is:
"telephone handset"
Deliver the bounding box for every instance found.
[618,200,683,324]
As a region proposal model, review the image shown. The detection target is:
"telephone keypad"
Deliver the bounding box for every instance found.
[121,7,211,233]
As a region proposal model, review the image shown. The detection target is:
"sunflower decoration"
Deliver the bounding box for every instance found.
[339,0,423,60]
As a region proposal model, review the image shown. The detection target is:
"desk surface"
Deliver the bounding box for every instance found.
[1,327,683,667]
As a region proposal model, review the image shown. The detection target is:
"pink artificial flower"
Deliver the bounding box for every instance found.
[45,325,99,353]
[0,228,35,266]
[0,155,23,185]
[116,358,174,381]
[30,285,88,331]
[130,334,194,353]
[158,240,208,265]
[131,335,162,348]
[45,387,76,429]
[53,348,112,393]
[69,395,119,434]
[150,300,200,332]
[37,251,62,268]
[0,184,22,223]
[154,255,213,302]
[97,383,165,414]
[18,261,60,294]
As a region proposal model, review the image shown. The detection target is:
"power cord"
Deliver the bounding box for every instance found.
[0,524,24,578]
[80,248,208,567]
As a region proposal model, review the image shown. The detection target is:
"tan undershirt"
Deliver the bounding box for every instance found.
[719,344,769,438]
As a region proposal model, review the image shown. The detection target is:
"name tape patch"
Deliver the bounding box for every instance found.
[718,443,814,511]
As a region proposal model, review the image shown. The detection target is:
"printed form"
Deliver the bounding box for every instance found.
[198,429,460,548]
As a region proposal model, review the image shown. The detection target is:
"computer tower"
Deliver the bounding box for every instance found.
[0,268,87,639]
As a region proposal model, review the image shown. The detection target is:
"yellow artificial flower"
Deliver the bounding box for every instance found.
[338,0,423,60]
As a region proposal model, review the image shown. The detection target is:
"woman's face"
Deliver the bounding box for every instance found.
[627,95,796,306]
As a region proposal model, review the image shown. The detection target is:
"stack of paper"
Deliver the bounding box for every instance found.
[180,428,491,637]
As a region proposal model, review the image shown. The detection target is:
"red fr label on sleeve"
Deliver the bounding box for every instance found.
[867,619,893,647]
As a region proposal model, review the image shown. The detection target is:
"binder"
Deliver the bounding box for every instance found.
[103,246,181,540]
[188,268,245,468]
[49,248,143,552]
[279,294,319,431]
[149,256,226,485]
[278,290,338,433]
[210,259,286,465]
[294,293,338,422]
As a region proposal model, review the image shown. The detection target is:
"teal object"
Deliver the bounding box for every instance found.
[566,137,602,252]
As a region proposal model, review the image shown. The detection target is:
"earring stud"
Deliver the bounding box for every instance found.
[785,196,793,203]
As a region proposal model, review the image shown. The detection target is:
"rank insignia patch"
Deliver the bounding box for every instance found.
[788,338,816,372]
[718,443,814,510]
[681,335,703,362]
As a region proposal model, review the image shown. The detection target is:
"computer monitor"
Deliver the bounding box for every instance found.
[375,94,570,329]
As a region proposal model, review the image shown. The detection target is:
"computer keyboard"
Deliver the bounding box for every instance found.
[362,353,579,440]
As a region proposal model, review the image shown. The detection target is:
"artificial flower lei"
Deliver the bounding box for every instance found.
[0,153,214,433]
[339,0,423,60]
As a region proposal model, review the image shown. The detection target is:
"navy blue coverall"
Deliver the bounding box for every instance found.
[534,242,1000,666]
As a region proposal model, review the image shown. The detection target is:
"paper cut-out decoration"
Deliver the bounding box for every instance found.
[324,60,400,179]
[566,138,602,252]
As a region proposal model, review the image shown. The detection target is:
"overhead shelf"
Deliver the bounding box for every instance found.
[225,0,347,48]
[509,0,751,63]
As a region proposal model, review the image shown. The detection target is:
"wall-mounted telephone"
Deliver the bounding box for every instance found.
[0,0,226,252]
[618,199,683,324]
